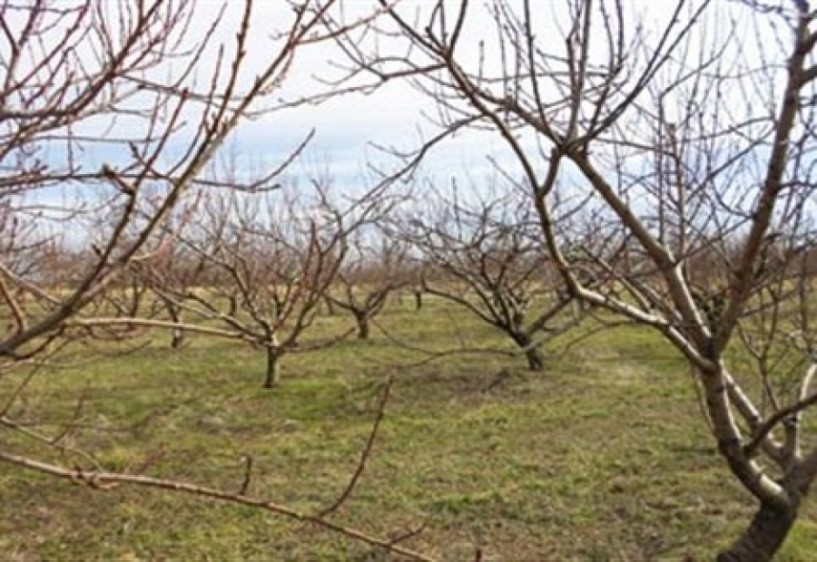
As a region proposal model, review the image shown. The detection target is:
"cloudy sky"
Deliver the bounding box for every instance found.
[213,0,758,191]
[31,0,783,202]
[183,0,631,185]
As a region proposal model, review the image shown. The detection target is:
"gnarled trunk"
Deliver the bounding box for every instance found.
[717,501,798,562]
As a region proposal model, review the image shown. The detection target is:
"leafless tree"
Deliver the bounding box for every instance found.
[401,183,582,371]
[0,2,433,559]
[340,0,817,558]
[325,227,411,339]
[128,195,207,348]
[144,178,396,387]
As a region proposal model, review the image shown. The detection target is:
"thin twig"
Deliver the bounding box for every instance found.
[316,376,393,518]
[0,450,436,562]
[744,388,817,458]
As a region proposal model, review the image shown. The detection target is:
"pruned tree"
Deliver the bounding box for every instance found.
[0,0,346,363]
[129,196,208,348]
[325,227,410,340]
[0,3,434,559]
[149,179,394,387]
[341,0,817,558]
[401,183,581,371]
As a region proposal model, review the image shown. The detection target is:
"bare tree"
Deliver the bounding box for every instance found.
[130,196,207,348]
[341,0,817,558]
[0,3,434,559]
[401,183,581,371]
[146,179,395,387]
[0,0,353,363]
[325,227,410,340]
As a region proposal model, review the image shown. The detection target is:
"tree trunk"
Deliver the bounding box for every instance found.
[717,501,798,562]
[512,332,544,371]
[413,289,423,311]
[263,348,281,389]
[354,311,370,339]
[324,296,337,316]
[168,304,185,349]
[525,346,544,371]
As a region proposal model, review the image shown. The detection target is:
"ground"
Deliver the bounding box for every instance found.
[1,297,816,561]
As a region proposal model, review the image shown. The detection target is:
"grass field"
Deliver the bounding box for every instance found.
[1,296,816,561]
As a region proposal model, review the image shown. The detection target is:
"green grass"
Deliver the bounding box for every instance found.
[1,295,816,560]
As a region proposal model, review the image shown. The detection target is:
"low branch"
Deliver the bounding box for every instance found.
[0,450,435,562]
[66,318,257,343]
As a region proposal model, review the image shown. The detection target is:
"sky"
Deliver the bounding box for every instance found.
[40,1,501,189]
[220,1,506,189]
[10,0,802,226]
[204,0,774,190]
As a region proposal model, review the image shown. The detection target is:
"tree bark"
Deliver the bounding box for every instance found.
[525,347,544,371]
[167,303,185,349]
[512,331,544,371]
[717,501,798,562]
[413,288,423,311]
[263,348,281,389]
[354,311,370,340]
[324,295,337,316]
